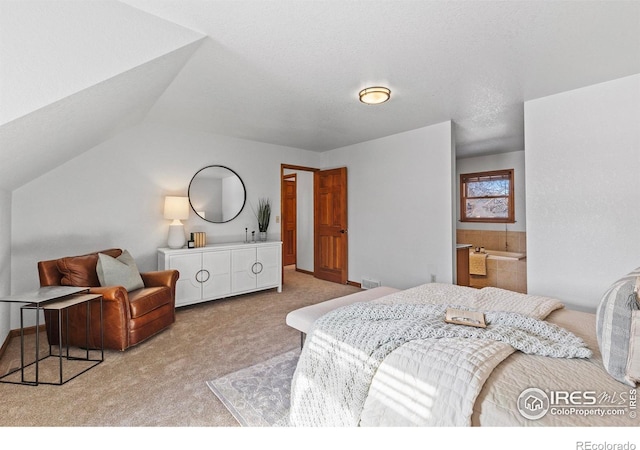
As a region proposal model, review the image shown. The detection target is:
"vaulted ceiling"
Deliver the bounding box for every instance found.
[1,0,639,191]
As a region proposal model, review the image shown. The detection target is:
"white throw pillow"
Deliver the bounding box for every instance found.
[96,250,145,292]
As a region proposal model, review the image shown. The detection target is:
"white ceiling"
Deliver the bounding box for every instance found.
[1,0,639,190]
[119,0,640,155]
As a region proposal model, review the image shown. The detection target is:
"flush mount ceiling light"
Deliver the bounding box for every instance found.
[359,86,391,105]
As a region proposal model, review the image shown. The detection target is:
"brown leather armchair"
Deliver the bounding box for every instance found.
[38,248,179,351]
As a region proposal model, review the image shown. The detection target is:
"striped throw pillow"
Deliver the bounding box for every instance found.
[596,270,640,387]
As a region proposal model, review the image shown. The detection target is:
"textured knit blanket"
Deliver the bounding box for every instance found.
[289,298,591,426]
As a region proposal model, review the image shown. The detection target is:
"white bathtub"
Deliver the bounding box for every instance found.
[462,245,527,261]
[482,249,526,260]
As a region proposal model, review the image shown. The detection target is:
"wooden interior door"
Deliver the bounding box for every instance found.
[282,174,297,266]
[314,167,348,284]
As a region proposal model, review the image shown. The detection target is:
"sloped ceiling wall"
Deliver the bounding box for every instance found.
[0,0,204,191]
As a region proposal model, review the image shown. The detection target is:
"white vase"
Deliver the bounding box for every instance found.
[259,231,267,242]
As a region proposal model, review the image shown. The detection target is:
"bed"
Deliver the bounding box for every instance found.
[287,281,639,427]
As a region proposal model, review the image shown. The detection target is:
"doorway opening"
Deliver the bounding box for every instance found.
[282,173,297,267]
[280,164,349,285]
[281,164,318,282]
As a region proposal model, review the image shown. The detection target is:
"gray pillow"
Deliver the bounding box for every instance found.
[596,269,640,387]
[96,250,145,292]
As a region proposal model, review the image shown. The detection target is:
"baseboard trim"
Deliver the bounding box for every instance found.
[295,268,313,276]
[0,334,8,361]
[0,325,46,361]
[347,281,362,288]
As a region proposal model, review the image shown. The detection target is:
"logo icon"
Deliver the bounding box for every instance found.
[517,388,550,420]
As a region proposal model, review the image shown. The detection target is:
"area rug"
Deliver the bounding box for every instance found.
[206,348,300,426]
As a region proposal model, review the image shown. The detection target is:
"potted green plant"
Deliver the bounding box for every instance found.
[255,198,271,241]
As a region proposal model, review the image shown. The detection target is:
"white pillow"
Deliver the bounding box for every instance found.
[96,250,144,292]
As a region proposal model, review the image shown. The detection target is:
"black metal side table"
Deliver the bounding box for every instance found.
[0,286,104,386]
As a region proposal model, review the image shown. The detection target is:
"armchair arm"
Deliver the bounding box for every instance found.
[141,270,179,289]
[89,286,129,325]
[84,285,130,351]
[89,285,128,303]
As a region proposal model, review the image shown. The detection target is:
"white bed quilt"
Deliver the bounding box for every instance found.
[289,283,586,427]
[359,337,515,426]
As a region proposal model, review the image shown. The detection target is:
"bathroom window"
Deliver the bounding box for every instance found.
[460,169,514,223]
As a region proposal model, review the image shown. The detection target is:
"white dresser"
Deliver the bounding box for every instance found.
[158,241,282,308]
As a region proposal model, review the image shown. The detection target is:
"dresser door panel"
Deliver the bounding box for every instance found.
[256,246,280,288]
[202,250,232,299]
[169,253,203,307]
[231,248,257,292]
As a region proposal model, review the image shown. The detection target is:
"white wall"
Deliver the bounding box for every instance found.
[0,189,11,344]
[9,119,454,327]
[10,122,321,327]
[456,150,526,232]
[321,122,455,289]
[525,74,640,311]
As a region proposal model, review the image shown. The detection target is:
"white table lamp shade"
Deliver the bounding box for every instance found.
[164,196,190,249]
[164,196,190,221]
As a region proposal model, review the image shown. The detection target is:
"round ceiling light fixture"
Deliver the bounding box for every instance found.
[359,86,391,105]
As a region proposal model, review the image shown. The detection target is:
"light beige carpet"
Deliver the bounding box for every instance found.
[0,267,359,426]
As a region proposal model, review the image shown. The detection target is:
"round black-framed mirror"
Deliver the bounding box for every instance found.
[188,165,247,223]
